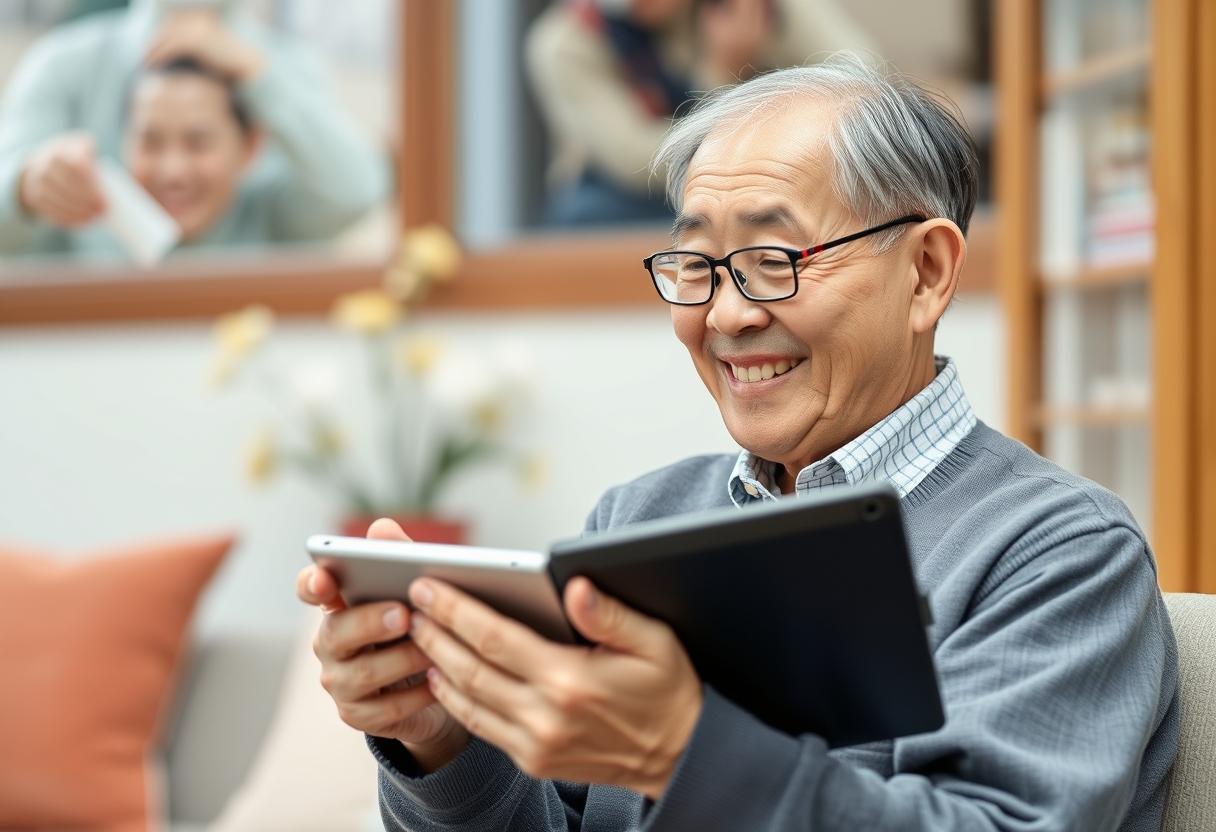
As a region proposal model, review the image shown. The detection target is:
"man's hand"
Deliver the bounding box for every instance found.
[145,10,265,82]
[408,575,704,800]
[17,133,106,227]
[296,519,468,773]
[698,0,775,82]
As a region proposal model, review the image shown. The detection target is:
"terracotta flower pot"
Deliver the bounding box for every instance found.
[340,515,466,544]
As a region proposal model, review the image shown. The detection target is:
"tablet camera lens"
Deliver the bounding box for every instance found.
[862,500,883,520]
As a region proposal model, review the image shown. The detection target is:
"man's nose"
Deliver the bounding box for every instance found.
[157,148,193,182]
[705,265,770,335]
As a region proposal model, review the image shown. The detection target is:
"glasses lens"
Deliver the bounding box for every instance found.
[651,252,714,304]
[730,248,797,300]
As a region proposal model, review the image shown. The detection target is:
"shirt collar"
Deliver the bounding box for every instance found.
[727,356,977,507]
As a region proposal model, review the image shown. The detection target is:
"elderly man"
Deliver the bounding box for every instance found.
[299,54,1178,831]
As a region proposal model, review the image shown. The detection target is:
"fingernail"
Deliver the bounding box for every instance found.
[410,612,424,635]
[427,667,440,690]
[583,582,598,611]
[383,606,406,634]
[410,580,434,609]
[308,571,320,595]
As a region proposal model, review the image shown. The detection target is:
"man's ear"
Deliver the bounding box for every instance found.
[908,219,966,334]
[240,127,263,171]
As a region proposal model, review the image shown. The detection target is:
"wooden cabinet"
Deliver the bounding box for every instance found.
[995,0,1216,591]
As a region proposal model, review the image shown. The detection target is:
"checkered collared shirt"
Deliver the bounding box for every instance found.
[728,356,977,506]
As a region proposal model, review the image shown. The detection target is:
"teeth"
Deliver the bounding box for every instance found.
[729,358,801,383]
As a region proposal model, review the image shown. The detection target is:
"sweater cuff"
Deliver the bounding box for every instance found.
[366,733,525,814]
[640,686,823,831]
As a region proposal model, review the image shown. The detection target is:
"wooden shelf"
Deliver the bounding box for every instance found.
[1042,43,1152,99]
[1032,404,1150,427]
[1038,262,1151,291]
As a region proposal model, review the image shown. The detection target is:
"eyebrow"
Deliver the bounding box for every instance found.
[670,206,807,246]
[739,206,806,237]
[670,213,706,244]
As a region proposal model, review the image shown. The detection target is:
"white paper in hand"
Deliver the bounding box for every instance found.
[96,157,181,268]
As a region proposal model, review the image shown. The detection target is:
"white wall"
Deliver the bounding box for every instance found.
[0,299,1004,638]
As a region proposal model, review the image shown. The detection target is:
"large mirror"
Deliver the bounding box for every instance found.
[0,0,995,323]
[455,0,993,245]
[0,0,397,274]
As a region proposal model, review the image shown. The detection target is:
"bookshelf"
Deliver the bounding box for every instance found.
[995,0,1216,592]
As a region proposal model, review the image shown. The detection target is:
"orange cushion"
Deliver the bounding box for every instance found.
[0,534,233,832]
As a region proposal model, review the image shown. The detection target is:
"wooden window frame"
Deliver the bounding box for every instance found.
[0,0,991,326]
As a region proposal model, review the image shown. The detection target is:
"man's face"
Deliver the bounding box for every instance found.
[125,73,255,242]
[670,99,926,471]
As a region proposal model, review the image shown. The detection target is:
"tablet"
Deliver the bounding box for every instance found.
[548,483,942,747]
[307,537,576,644]
[307,481,943,747]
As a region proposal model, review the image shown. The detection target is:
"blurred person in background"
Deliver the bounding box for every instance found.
[0,0,391,260]
[526,0,875,227]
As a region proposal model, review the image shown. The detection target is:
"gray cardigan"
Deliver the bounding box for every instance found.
[369,422,1179,831]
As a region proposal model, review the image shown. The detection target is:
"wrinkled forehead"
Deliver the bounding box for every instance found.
[677,96,846,236]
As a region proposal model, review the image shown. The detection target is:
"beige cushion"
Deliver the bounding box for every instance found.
[206,606,379,832]
[1162,593,1216,832]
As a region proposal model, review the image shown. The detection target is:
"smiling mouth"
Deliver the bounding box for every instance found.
[727,358,802,383]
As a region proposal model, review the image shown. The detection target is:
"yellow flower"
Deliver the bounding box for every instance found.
[404,223,462,282]
[311,422,347,457]
[331,289,403,334]
[385,223,462,302]
[472,399,506,434]
[399,336,442,375]
[517,452,548,492]
[209,304,274,386]
[245,427,277,484]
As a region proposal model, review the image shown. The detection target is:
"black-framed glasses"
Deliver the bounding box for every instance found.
[643,214,927,305]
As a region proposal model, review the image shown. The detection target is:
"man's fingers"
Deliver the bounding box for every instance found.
[409,578,557,676]
[296,564,346,611]
[322,638,432,702]
[43,182,102,221]
[426,667,532,758]
[317,600,409,661]
[409,610,528,715]
[367,517,411,541]
[563,577,669,657]
[337,681,438,738]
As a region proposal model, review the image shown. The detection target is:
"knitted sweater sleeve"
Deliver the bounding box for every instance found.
[637,523,1176,831]
[368,735,590,832]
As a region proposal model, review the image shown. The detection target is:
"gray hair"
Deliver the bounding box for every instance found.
[652,52,978,245]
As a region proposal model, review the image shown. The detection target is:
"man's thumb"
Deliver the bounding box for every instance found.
[564,577,661,655]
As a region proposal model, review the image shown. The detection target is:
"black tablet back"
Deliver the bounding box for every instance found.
[547,483,942,748]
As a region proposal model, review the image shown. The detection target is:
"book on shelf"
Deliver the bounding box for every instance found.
[1084,103,1153,270]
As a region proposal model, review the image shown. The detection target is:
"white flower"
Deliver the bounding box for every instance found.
[291,361,342,408]
[491,340,536,394]
[428,348,497,412]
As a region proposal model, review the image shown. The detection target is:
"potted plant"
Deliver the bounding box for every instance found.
[210,225,542,543]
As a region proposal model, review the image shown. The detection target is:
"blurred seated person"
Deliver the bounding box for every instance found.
[0,0,390,260]
[525,0,875,228]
